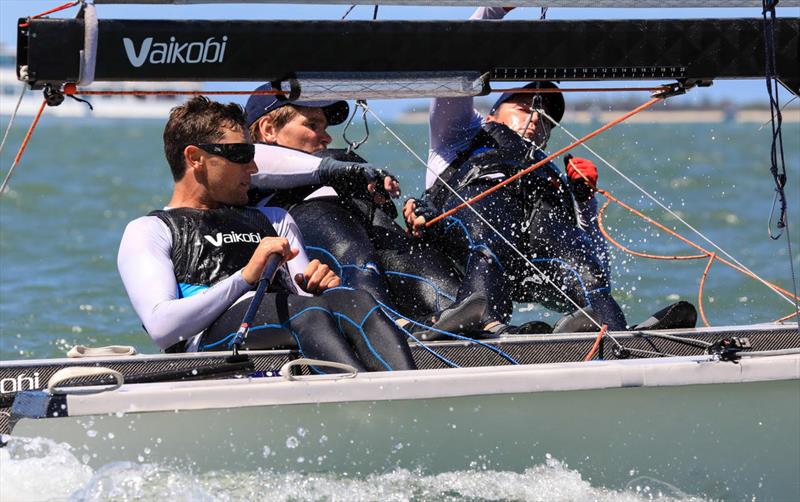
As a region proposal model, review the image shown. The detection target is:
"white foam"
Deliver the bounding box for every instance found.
[0,435,707,501]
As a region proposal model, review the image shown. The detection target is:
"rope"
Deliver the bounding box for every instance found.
[0,100,47,196]
[0,83,28,159]
[698,253,716,327]
[62,85,670,98]
[762,0,800,328]
[543,109,800,311]
[63,85,288,97]
[583,324,608,361]
[363,104,605,331]
[18,0,80,28]
[488,86,668,94]
[426,97,662,227]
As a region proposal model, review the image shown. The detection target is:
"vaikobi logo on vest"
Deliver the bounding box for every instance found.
[123,36,228,67]
[203,232,262,247]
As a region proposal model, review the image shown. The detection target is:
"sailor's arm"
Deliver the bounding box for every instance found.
[117,217,253,350]
[259,206,340,295]
[566,156,612,273]
[251,144,399,199]
[426,6,511,189]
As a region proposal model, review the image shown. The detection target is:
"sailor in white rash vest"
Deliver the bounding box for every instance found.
[118,96,416,372]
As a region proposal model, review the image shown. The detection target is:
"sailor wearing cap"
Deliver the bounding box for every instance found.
[242,84,488,335]
[402,7,628,334]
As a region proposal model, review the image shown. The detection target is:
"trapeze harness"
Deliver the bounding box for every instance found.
[151,206,416,372]
[251,148,462,322]
[424,121,627,330]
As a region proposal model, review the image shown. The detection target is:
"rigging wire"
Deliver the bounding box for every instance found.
[362,103,606,331]
[0,83,27,160]
[0,100,47,196]
[762,0,799,326]
[542,108,800,311]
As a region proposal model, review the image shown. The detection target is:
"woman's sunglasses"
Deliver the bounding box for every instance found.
[194,143,256,164]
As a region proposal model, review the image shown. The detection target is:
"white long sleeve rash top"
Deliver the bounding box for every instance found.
[117,206,310,352]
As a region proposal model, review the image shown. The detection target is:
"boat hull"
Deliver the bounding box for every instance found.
[8,355,800,500]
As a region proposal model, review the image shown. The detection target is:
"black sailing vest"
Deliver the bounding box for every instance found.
[148,206,294,298]
[424,121,577,226]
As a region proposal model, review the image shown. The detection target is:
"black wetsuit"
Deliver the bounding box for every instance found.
[424,122,627,330]
[151,206,416,371]
[255,149,462,321]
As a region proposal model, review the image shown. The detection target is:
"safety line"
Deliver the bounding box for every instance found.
[0,100,47,195]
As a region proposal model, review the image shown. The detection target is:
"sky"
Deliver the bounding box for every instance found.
[1,2,798,118]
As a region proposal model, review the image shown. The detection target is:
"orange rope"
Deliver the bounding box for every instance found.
[19,1,80,28]
[0,100,47,194]
[426,97,662,227]
[489,86,668,94]
[596,198,708,261]
[698,253,717,328]
[62,84,289,97]
[598,189,799,303]
[775,311,799,322]
[597,190,799,323]
[583,324,608,361]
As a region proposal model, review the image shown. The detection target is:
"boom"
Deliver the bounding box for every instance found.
[17,18,799,95]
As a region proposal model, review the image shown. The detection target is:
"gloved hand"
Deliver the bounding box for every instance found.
[403,197,441,238]
[564,154,598,202]
[318,157,400,204]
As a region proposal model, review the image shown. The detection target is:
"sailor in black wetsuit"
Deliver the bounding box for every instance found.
[406,81,628,333]
[117,97,416,372]
[244,84,487,335]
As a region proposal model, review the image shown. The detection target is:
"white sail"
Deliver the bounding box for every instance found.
[91,0,800,7]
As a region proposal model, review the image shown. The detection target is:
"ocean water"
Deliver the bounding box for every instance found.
[0,116,798,500]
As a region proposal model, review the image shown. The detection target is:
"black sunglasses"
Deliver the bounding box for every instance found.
[194,143,256,164]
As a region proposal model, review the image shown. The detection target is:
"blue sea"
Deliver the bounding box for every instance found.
[0,114,798,501]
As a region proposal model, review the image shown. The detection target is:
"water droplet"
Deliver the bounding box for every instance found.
[286,436,299,449]
[86,430,98,438]
[262,446,272,458]
[297,427,307,437]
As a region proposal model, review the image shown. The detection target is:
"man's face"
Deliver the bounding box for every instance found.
[487,94,552,147]
[271,106,332,154]
[201,126,257,207]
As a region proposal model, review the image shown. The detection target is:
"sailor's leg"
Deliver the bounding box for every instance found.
[290,197,396,307]
[366,202,461,318]
[528,216,627,331]
[439,181,523,324]
[322,288,417,371]
[199,292,367,371]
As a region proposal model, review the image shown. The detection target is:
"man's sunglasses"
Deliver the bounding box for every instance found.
[194,143,256,164]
